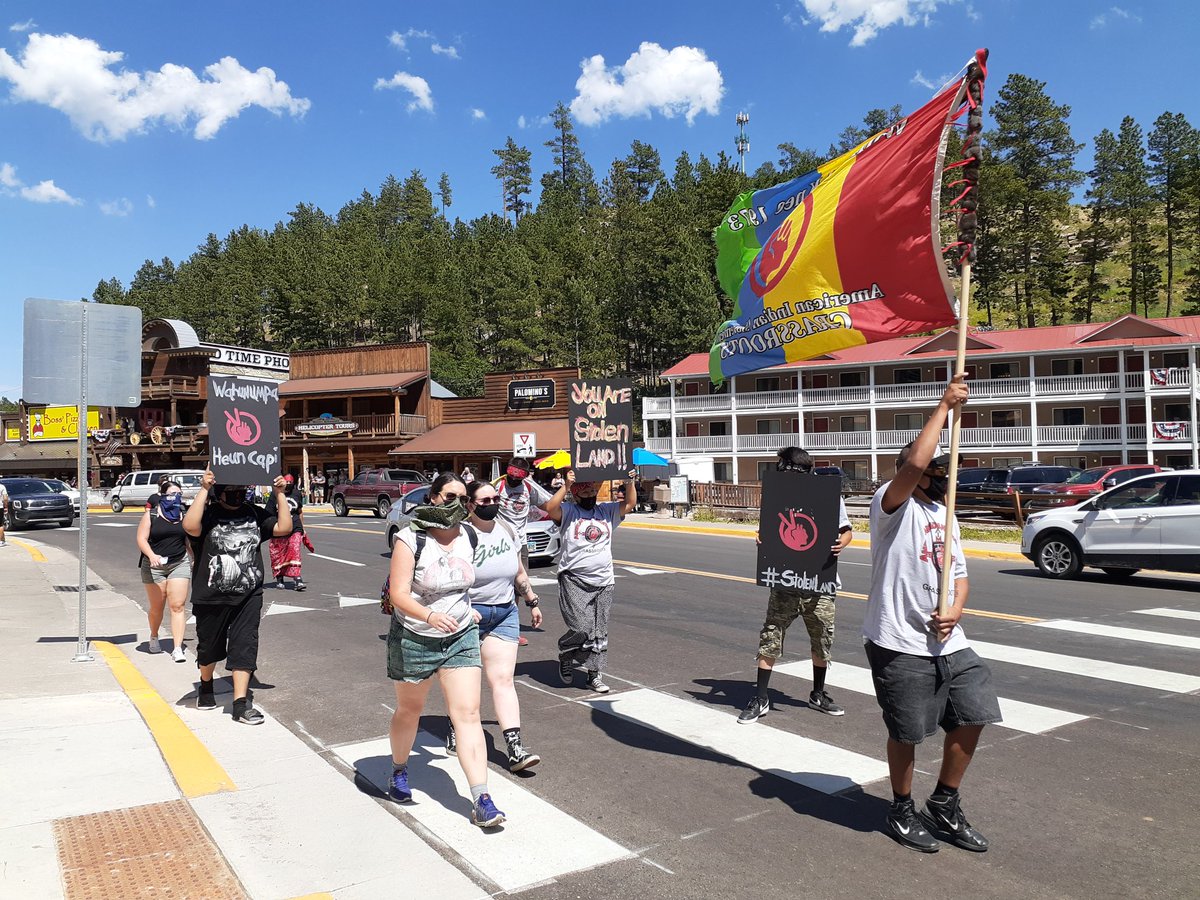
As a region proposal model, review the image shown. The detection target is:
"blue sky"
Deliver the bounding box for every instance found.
[1,1,1195,400]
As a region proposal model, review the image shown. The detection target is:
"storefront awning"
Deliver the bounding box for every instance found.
[0,442,78,472]
[280,372,425,396]
[390,418,568,457]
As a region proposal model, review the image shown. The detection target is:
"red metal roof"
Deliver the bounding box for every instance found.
[663,315,1200,378]
[279,372,425,396]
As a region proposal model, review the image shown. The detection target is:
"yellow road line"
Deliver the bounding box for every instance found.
[8,538,47,562]
[93,641,237,798]
[612,559,1042,624]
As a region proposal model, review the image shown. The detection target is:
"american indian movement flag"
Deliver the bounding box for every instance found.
[709,73,973,384]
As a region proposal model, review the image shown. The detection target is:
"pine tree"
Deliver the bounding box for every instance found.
[1148,112,1198,315]
[1111,116,1157,315]
[437,172,453,218]
[491,137,533,222]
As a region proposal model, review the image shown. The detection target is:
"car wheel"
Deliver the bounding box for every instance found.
[332,496,348,517]
[387,526,398,550]
[1033,533,1082,579]
[111,497,124,513]
[1101,567,1139,580]
[376,496,391,518]
[56,520,72,528]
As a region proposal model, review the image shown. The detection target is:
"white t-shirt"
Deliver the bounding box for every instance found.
[0,483,8,506]
[863,482,969,657]
[557,501,622,586]
[467,521,520,606]
[496,478,552,539]
[393,528,476,637]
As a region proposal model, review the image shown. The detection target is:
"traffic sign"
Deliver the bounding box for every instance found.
[513,431,536,458]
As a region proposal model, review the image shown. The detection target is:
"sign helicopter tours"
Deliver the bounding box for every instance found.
[756,468,841,593]
[208,375,282,483]
[568,378,633,481]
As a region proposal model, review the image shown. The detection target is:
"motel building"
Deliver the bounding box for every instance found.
[643,314,1200,484]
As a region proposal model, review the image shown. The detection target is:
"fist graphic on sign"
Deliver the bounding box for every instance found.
[778,508,817,553]
[224,408,261,446]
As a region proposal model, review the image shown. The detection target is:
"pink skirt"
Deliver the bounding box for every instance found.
[269,532,303,578]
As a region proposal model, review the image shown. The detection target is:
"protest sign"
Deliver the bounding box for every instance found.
[569,378,633,482]
[756,470,841,592]
[208,375,281,484]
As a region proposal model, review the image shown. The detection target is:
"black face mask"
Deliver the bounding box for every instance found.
[505,476,523,488]
[219,488,245,507]
[473,504,500,521]
[923,475,949,503]
[576,496,598,510]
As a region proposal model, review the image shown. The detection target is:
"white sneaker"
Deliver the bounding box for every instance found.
[172,646,186,663]
[148,636,162,654]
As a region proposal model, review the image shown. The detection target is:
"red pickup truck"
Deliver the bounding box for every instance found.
[330,468,429,518]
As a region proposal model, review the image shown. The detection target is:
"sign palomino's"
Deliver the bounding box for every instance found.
[295,416,359,437]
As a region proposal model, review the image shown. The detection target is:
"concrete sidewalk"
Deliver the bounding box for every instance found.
[0,538,486,900]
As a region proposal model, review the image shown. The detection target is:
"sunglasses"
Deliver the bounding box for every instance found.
[926,465,949,477]
[472,497,499,506]
[440,492,467,502]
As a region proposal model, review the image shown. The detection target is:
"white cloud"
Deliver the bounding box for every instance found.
[375,71,433,112]
[9,19,35,32]
[0,32,311,141]
[0,161,82,205]
[99,197,133,216]
[146,194,156,208]
[793,0,951,47]
[964,3,981,21]
[470,107,486,120]
[21,179,82,204]
[517,114,527,129]
[1091,6,1142,29]
[910,69,955,91]
[431,43,460,59]
[570,42,723,126]
[388,28,431,52]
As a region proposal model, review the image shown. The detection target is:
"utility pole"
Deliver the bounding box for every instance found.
[736,111,750,174]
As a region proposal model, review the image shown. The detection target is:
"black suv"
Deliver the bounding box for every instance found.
[1,478,74,529]
[959,465,1082,505]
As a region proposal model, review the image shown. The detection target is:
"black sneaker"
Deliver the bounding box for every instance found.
[558,658,574,686]
[294,579,307,592]
[232,699,264,725]
[887,798,941,853]
[445,724,457,756]
[586,671,610,694]
[737,695,770,724]
[809,690,845,717]
[506,737,541,773]
[197,681,216,710]
[919,794,989,852]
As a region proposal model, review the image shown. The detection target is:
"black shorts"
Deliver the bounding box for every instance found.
[864,641,1003,745]
[194,593,264,672]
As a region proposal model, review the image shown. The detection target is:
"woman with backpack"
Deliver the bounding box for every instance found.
[444,479,543,772]
[383,473,506,828]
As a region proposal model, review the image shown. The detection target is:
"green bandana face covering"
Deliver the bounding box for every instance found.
[409,498,468,531]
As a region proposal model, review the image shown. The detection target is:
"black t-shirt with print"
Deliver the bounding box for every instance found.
[264,493,304,534]
[190,503,277,606]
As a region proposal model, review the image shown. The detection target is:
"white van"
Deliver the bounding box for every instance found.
[109,470,207,512]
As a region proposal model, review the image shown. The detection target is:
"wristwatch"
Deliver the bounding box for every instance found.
[525,597,539,608]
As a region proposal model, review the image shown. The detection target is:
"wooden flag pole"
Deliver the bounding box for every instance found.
[937,260,971,618]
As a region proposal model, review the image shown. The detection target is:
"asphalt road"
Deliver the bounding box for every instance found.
[22,511,1200,899]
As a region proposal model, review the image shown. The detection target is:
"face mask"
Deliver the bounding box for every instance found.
[505,475,523,488]
[410,497,468,531]
[220,488,244,507]
[159,494,182,521]
[576,496,598,510]
[473,503,500,522]
[924,475,949,503]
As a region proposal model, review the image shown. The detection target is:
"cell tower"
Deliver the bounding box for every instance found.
[735,111,750,174]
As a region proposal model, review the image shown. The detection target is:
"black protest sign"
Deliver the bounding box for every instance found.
[756,470,842,592]
[208,375,282,484]
[569,378,633,482]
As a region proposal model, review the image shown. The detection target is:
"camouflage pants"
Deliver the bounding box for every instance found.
[757,589,836,662]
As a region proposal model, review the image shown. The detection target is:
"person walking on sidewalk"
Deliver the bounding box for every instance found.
[545,469,637,693]
[444,479,543,772]
[739,447,854,724]
[383,473,506,828]
[0,479,9,548]
[266,474,308,591]
[184,469,291,726]
[865,376,1002,854]
[136,479,192,662]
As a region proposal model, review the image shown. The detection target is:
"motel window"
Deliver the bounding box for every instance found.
[756,419,782,435]
[713,462,732,483]
[757,462,773,481]
[894,368,921,384]
[843,461,869,480]
[1165,403,1191,421]
[755,376,780,393]
[840,371,864,387]
[840,415,868,432]
[1163,351,1189,369]
[1052,408,1085,426]
[894,413,924,430]
[993,457,1025,467]
[1051,358,1084,377]
[1054,456,1086,468]
[709,421,728,436]
[990,362,1019,379]
[991,410,1020,428]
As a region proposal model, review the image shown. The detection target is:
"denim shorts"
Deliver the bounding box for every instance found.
[387,618,481,683]
[864,641,1003,744]
[140,556,193,585]
[474,602,520,643]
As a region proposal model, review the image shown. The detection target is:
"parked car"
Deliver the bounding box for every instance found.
[956,467,992,492]
[109,470,205,512]
[0,478,73,529]
[1029,464,1162,508]
[959,465,1082,506]
[1021,470,1200,579]
[384,485,561,563]
[41,479,81,516]
[333,468,429,518]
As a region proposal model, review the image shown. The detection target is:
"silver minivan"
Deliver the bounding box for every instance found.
[109,470,206,512]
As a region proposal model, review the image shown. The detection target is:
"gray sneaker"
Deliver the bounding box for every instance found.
[809,690,845,716]
[586,672,610,694]
[738,695,770,724]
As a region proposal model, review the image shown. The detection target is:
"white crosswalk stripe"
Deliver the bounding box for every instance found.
[338,594,379,608]
[970,639,1200,693]
[1033,619,1200,651]
[1134,607,1200,623]
[581,688,888,794]
[264,603,321,617]
[772,661,1088,734]
[331,732,631,893]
